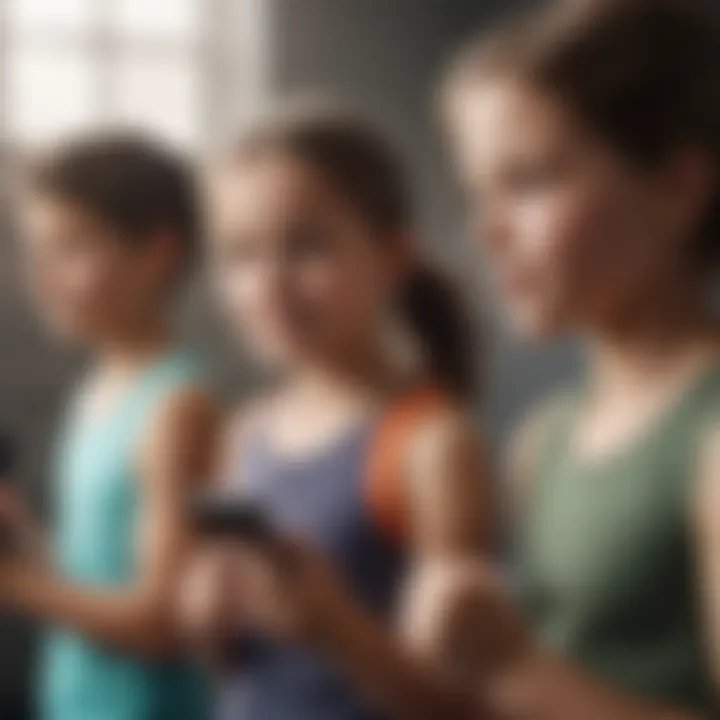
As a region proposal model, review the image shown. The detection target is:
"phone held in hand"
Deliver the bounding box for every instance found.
[191,491,273,544]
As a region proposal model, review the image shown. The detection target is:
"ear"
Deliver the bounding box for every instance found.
[145,225,185,287]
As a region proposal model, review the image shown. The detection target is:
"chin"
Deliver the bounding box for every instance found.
[504,307,568,344]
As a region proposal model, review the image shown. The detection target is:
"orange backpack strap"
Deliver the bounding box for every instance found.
[364,386,449,545]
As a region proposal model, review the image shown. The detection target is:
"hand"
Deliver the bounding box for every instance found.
[178,546,241,651]
[230,536,355,648]
[400,560,531,681]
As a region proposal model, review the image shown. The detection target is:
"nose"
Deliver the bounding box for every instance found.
[472,202,510,257]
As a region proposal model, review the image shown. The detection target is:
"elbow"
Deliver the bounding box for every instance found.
[127,604,186,658]
[138,625,182,658]
[129,625,181,659]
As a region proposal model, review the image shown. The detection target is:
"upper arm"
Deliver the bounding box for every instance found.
[134,386,221,595]
[403,409,490,558]
[693,420,720,684]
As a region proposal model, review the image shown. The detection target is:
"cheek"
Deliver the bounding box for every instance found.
[28,250,131,338]
[485,188,608,335]
[218,264,268,328]
[35,253,113,312]
[294,259,366,313]
[285,255,382,344]
[552,181,656,302]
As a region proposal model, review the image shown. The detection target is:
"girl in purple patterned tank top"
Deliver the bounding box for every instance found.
[179,101,492,720]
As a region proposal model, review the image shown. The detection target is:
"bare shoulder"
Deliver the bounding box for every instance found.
[216,393,277,488]
[402,401,490,550]
[138,383,222,491]
[222,393,275,452]
[405,403,486,475]
[144,384,221,448]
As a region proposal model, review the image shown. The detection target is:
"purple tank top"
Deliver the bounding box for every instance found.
[217,418,405,720]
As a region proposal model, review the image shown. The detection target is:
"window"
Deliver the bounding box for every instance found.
[0,0,269,149]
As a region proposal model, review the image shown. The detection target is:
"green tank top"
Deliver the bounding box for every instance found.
[521,365,720,715]
[40,352,210,720]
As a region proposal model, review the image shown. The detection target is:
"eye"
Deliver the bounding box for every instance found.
[284,222,334,261]
[503,155,566,198]
[219,233,262,266]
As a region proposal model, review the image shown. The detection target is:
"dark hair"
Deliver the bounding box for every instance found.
[31,132,200,274]
[233,103,479,400]
[445,0,720,268]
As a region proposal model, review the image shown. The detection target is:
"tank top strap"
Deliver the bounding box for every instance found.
[226,422,273,495]
[530,387,581,497]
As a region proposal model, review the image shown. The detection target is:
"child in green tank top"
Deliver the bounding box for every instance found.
[431,0,720,717]
[0,134,218,720]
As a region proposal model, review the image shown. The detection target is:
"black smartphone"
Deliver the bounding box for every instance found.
[191,492,273,544]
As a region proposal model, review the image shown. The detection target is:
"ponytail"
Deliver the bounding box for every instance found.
[233,101,480,400]
[400,264,479,400]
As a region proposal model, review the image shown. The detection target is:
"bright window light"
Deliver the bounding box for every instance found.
[110,0,200,41]
[7,0,93,34]
[7,44,95,144]
[114,56,201,146]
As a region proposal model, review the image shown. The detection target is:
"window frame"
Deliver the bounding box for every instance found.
[0,0,269,150]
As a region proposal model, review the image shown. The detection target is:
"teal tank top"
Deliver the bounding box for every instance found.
[520,365,720,715]
[40,352,210,720]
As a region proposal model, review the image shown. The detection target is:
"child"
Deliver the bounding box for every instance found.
[182,104,490,720]
[0,133,218,720]
[436,0,720,716]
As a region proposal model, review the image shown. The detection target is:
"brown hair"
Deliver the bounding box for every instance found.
[233,103,479,400]
[31,132,200,275]
[445,0,720,267]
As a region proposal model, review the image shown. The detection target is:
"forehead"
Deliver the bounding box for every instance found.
[210,154,332,221]
[448,79,579,180]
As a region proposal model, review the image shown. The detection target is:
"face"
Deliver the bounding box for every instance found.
[448,78,694,338]
[20,195,171,343]
[209,153,402,369]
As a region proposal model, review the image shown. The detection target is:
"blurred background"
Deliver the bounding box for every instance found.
[0,0,576,715]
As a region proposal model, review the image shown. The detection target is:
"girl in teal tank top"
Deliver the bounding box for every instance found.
[0,135,217,720]
[42,353,210,720]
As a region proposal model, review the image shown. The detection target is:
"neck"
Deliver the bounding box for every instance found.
[292,345,411,407]
[94,316,176,372]
[586,288,718,395]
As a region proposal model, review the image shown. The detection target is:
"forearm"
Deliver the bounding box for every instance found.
[316,599,487,720]
[4,565,177,655]
[491,652,700,720]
